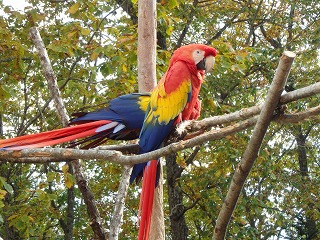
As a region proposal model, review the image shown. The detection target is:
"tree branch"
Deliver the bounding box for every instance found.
[109,165,132,239]
[213,51,296,240]
[275,104,320,123]
[176,0,199,48]
[29,27,107,240]
[0,99,318,166]
[0,116,258,163]
[188,80,320,133]
[280,81,320,104]
[29,27,69,126]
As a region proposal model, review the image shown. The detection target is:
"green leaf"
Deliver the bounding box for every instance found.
[68,2,80,14]
[48,193,57,200]
[0,177,13,194]
[0,86,11,100]
[46,172,56,182]
[61,164,69,174]
[168,0,179,9]
[64,173,75,189]
[81,28,90,36]
[90,47,103,61]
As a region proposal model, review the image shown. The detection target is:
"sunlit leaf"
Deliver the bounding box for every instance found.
[67,2,80,14]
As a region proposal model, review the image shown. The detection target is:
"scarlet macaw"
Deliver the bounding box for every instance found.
[0,93,201,150]
[0,44,217,240]
[134,44,217,239]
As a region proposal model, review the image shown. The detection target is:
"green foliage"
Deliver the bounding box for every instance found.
[0,0,319,238]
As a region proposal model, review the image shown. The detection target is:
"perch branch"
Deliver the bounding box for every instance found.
[191,80,320,132]
[280,81,320,104]
[0,116,258,163]
[275,104,320,123]
[0,100,318,165]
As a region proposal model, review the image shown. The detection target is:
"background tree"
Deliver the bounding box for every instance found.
[0,0,319,239]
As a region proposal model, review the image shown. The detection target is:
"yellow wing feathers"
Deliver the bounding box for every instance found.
[138,95,150,112]
[146,79,191,125]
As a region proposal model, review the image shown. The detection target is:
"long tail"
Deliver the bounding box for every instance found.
[0,120,116,150]
[138,160,158,240]
[0,93,150,150]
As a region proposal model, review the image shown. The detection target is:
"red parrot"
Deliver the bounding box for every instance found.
[0,94,201,150]
[0,43,217,240]
[133,44,217,240]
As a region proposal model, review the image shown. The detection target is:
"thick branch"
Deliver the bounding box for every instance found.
[137,1,164,239]
[137,0,157,92]
[30,27,75,240]
[275,104,320,123]
[0,101,318,165]
[213,51,296,240]
[189,80,320,133]
[280,81,320,104]
[0,116,258,164]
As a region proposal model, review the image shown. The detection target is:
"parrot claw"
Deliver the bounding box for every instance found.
[176,120,192,136]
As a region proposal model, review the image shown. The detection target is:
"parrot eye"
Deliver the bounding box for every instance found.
[192,49,205,65]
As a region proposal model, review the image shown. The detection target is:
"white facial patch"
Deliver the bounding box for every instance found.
[192,50,205,65]
[192,49,215,73]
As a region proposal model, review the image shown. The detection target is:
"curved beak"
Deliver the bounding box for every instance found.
[196,55,215,73]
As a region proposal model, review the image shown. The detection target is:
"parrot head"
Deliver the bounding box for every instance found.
[169,44,218,73]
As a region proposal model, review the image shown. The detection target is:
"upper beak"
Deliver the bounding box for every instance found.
[196,55,215,73]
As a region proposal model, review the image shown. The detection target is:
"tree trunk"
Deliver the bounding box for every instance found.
[65,163,75,240]
[294,126,318,239]
[166,153,189,240]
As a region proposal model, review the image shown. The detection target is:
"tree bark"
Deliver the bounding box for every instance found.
[29,27,75,240]
[137,0,164,239]
[166,153,189,240]
[294,126,318,239]
[109,165,132,240]
[65,165,75,240]
[137,0,157,93]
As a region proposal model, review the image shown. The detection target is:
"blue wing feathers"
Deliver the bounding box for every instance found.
[69,93,149,147]
[71,93,148,129]
[130,116,176,183]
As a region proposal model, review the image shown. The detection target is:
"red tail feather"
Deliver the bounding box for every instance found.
[138,160,158,240]
[0,120,111,150]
